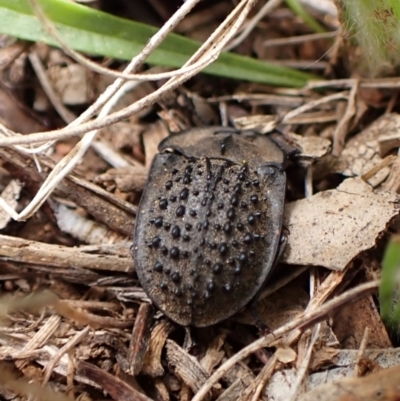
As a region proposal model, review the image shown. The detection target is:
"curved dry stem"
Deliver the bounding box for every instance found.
[0,0,258,221]
[29,0,213,82]
[225,0,282,50]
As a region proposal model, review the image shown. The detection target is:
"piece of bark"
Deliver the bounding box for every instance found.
[96,165,148,193]
[127,303,153,376]
[142,320,174,377]
[200,335,226,375]
[165,340,209,395]
[77,361,152,401]
[0,234,132,272]
[0,147,136,236]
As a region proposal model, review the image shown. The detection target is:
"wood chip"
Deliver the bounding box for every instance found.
[165,340,209,395]
[142,320,174,377]
[200,335,226,374]
[0,234,132,272]
[127,303,153,376]
[77,361,153,401]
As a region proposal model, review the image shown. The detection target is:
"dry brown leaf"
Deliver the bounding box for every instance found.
[266,346,400,400]
[287,132,331,162]
[298,364,400,401]
[331,296,391,349]
[283,177,400,270]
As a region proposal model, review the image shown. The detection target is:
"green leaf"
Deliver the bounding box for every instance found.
[0,0,319,87]
[380,236,400,330]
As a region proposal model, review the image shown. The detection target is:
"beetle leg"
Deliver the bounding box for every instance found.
[269,129,302,159]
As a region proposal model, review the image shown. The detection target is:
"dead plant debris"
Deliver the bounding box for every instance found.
[0,1,399,401]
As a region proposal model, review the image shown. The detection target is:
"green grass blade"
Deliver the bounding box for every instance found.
[380,236,400,328]
[285,0,326,34]
[0,0,319,87]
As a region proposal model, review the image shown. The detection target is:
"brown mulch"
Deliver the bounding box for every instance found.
[0,1,400,401]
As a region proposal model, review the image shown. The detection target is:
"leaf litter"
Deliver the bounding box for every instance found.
[0,1,399,401]
[283,177,400,270]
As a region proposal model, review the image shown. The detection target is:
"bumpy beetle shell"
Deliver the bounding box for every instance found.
[132,127,286,327]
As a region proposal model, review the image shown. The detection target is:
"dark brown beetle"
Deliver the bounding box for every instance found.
[132,127,286,327]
